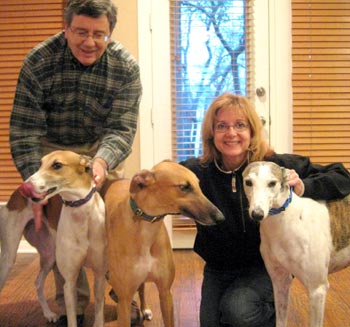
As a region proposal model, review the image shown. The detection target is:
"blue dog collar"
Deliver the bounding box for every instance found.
[268,187,293,215]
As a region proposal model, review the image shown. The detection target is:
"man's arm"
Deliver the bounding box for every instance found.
[94,61,142,171]
[10,63,46,181]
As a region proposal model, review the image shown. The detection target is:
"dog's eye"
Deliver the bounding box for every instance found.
[52,162,63,170]
[245,179,252,187]
[268,181,277,188]
[179,182,192,193]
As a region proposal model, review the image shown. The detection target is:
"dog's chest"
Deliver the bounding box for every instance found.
[260,200,332,264]
[59,201,105,234]
[63,206,93,223]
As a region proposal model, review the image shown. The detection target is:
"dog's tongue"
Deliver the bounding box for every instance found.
[19,182,45,231]
[18,182,45,200]
[32,203,43,231]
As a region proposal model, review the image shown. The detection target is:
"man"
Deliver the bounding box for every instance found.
[10,1,142,326]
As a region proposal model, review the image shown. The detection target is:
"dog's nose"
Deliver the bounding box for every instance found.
[251,208,264,222]
[213,210,225,224]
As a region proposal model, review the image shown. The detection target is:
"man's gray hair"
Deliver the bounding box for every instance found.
[64,0,117,33]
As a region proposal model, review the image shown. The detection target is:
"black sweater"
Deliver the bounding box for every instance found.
[181,153,350,271]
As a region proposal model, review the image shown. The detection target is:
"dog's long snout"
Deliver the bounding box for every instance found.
[250,208,264,222]
[208,207,225,225]
[183,202,225,226]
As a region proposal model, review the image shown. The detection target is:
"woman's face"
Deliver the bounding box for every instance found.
[65,14,111,66]
[213,106,251,169]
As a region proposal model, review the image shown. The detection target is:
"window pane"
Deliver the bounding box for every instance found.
[170,0,247,161]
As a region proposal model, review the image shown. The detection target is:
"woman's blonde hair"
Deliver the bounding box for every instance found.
[200,92,273,165]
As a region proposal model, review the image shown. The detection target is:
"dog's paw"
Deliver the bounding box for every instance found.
[142,309,153,321]
[44,310,59,323]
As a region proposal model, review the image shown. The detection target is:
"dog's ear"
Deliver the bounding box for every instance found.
[281,166,289,191]
[130,170,156,193]
[79,155,93,174]
[7,188,29,212]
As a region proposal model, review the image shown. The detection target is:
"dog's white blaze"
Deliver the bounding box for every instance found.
[245,164,281,219]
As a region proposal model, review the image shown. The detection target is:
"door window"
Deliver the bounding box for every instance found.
[170,0,248,161]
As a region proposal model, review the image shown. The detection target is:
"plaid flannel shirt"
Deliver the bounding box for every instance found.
[10,32,142,180]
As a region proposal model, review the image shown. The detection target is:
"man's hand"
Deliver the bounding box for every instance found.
[93,158,108,186]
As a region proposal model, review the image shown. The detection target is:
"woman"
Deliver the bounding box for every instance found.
[181,92,350,327]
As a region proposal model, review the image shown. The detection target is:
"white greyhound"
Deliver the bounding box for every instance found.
[23,150,106,327]
[242,161,350,327]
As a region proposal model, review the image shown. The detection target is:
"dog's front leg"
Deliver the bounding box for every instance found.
[152,229,175,327]
[63,278,79,327]
[56,222,87,327]
[137,283,153,321]
[269,268,292,327]
[116,296,134,327]
[158,287,174,327]
[58,253,82,327]
[24,221,58,322]
[92,273,106,327]
[308,283,328,327]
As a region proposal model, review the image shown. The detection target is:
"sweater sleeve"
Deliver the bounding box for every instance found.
[94,61,142,170]
[268,153,350,200]
[10,61,46,180]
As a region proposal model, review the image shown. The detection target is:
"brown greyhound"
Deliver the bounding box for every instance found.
[102,160,225,327]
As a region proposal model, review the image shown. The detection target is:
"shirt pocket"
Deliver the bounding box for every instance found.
[83,96,113,128]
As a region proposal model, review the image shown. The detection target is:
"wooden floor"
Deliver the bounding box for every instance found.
[1,249,350,326]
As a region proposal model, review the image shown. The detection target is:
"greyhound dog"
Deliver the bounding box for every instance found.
[101,160,225,327]
[0,189,57,322]
[242,161,350,327]
[23,150,107,327]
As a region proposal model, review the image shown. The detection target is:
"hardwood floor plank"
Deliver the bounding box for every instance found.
[0,250,349,326]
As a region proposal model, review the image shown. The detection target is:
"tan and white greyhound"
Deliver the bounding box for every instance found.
[242,161,350,327]
[23,150,107,327]
[0,189,57,322]
[101,160,225,327]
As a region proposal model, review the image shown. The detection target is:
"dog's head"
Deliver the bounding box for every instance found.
[129,160,225,226]
[242,161,289,221]
[19,150,93,204]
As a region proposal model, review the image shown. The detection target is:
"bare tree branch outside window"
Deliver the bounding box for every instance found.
[171,0,246,161]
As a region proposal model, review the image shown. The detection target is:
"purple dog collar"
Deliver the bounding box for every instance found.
[62,186,97,208]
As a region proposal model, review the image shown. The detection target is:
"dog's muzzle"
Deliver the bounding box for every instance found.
[250,208,264,222]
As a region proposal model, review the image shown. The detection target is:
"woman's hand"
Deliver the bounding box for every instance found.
[287,169,305,196]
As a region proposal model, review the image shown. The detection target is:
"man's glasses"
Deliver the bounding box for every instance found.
[214,121,250,133]
[69,27,110,44]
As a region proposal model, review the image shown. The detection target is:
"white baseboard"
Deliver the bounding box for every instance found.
[18,240,36,253]
[17,230,196,253]
[172,229,196,249]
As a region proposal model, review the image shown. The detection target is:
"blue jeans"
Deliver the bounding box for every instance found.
[200,264,275,327]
